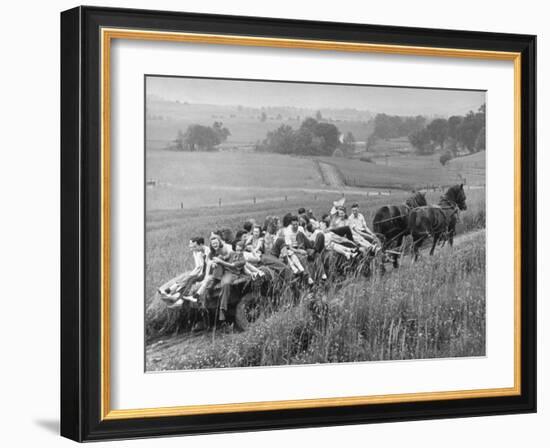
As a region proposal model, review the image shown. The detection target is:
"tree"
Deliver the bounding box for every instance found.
[372,113,426,140]
[475,125,486,152]
[175,122,230,151]
[409,128,434,155]
[456,104,485,153]
[457,112,481,152]
[256,117,341,156]
[313,122,340,155]
[446,115,463,155]
[315,110,323,121]
[212,121,231,142]
[426,118,448,151]
[260,111,267,122]
[257,124,296,154]
[365,133,378,152]
[440,151,453,166]
[340,131,356,156]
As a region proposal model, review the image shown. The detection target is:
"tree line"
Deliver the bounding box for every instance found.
[408,104,486,157]
[173,121,231,151]
[254,117,355,157]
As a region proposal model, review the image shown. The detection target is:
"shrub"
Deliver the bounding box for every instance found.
[440,151,453,166]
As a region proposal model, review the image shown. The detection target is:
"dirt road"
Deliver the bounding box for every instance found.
[316,161,345,188]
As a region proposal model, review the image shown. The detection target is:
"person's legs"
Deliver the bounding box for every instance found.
[332,242,353,259]
[331,226,354,241]
[295,253,314,285]
[287,254,303,274]
[219,271,237,321]
[260,254,286,270]
[313,232,325,253]
[173,273,200,295]
[245,262,264,278]
[352,231,377,253]
[158,271,189,295]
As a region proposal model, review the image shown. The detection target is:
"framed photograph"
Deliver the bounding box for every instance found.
[60,6,536,442]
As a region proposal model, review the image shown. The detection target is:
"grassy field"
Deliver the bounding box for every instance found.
[147,230,486,370]
[147,149,485,210]
[144,145,486,366]
[145,186,485,343]
[146,150,325,210]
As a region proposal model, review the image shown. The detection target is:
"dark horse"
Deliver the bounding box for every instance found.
[372,191,427,268]
[408,184,467,260]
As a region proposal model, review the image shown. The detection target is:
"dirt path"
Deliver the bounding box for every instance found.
[146,228,485,371]
[316,161,345,188]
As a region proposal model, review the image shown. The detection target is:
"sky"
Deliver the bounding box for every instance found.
[146,76,485,116]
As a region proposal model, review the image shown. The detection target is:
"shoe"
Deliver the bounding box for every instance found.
[167,298,184,309]
[181,295,198,303]
[219,309,226,321]
[160,294,180,304]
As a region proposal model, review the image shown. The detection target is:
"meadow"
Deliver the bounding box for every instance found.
[147,230,486,370]
[145,186,486,343]
[146,150,326,210]
[146,149,485,210]
[318,150,485,190]
[144,143,486,368]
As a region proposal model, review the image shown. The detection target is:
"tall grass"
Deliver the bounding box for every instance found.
[153,230,486,371]
[145,189,486,343]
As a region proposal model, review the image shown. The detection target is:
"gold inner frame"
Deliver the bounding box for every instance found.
[100,27,522,421]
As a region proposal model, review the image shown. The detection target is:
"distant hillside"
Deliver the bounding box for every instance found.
[447,151,486,169]
[145,98,373,147]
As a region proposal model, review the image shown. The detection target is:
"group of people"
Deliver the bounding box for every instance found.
[159,199,381,323]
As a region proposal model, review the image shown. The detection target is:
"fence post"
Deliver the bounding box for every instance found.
[253,196,256,205]
[180,202,183,209]
[218,198,222,207]
[285,195,287,201]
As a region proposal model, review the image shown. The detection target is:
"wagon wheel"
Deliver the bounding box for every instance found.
[234,292,259,331]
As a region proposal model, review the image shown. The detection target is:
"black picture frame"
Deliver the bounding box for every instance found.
[61,5,536,442]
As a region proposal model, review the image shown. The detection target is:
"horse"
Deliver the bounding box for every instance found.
[408,184,467,260]
[372,191,427,268]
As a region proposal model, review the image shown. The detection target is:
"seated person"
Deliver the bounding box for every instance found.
[179,234,232,308]
[348,203,378,241]
[318,219,358,260]
[347,203,380,254]
[283,215,314,285]
[159,236,210,306]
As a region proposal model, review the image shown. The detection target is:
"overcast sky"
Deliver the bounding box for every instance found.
[146,76,485,116]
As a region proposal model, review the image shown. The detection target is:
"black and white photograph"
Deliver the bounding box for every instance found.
[145,76,486,371]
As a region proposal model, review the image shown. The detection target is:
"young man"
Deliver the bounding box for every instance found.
[283,215,314,284]
[347,203,381,253]
[159,236,210,306]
